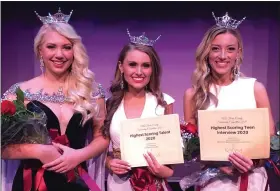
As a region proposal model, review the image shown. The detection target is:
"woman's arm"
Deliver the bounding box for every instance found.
[183,88,196,124]
[254,81,275,136]
[75,97,110,162]
[2,144,45,159]
[1,144,61,164]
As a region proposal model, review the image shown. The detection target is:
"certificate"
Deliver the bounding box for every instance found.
[198,108,270,161]
[120,114,184,167]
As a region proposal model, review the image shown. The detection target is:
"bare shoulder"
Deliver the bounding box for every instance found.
[2,76,41,100]
[184,87,195,100]
[253,80,269,105]
[183,87,196,123]
[253,81,268,100]
[254,81,266,92]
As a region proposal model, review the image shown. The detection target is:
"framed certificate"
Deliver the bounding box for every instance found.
[120,114,184,167]
[198,108,270,161]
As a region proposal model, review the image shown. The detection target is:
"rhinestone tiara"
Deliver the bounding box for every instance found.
[127,28,161,47]
[34,8,73,25]
[212,12,246,29]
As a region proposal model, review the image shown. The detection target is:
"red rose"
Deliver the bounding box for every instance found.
[1,100,16,116]
[180,124,187,132]
[181,122,198,134]
[186,123,198,134]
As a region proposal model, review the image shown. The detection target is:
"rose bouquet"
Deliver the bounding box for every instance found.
[179,121,226,190]
[180,120,200,161]
[1,88,51,148]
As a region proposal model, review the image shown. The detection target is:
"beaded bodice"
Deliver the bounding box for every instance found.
[2,82,106,104]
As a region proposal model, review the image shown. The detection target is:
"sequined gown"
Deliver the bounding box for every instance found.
[1,83,107,191]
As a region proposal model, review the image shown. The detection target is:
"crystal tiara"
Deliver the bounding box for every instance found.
[212,12,246,29]
[35,8,73,24]
[127,28,161,47]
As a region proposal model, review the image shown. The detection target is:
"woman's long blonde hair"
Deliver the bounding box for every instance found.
[34,23,98,123]
[191,25,244,120]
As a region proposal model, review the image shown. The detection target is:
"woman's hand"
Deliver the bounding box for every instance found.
[38,144,61,164]
[42,142,81,173]
[219,166,236,176]
[108,158,131,175]
[228,152,254,173]
[144,152,173,178]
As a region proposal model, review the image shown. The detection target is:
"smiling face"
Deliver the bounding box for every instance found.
[119,49,152,93]
[39,30,74,75]
[208,32,240,77]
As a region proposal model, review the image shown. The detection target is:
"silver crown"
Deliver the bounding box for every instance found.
[127,29,161,47]
[35,8,73,24]
[212,12,246,29]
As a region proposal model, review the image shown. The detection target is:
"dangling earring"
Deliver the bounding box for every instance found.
[40,56,44,74]
[206,65,210,74]
[233,65,240,79]
[120,73,124,90]
[236,58,240,65]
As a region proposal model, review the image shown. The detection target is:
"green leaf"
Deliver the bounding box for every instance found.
[15,88,24,103]
[13,100,25,111]
[183,137,200,161]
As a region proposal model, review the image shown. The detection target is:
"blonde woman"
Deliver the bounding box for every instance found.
[1,9,109,191]
[184,13,275,191]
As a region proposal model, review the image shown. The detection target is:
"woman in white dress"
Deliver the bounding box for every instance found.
[183,13,275,191]
[102,30,175,191]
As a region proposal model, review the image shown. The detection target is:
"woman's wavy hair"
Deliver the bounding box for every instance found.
[101,43,166,137]
[34,23,99,124]
[191,25,244,120]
